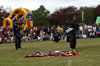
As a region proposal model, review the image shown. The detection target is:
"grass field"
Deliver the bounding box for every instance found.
[0,38,100,66]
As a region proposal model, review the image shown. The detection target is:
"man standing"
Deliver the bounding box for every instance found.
[66,16,78,49]
[13,22,21,50]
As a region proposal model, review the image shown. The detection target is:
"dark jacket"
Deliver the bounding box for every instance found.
[13,23,21,38]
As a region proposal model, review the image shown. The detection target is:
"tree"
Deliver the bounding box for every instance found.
[93,5,100,22]
[50,6,80,26]
[79,7,94,25]
[0,6,10,26]
[32,5,50,27]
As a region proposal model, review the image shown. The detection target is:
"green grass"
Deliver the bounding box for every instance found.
[0,38,100,66]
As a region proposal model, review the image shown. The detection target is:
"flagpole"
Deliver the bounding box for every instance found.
[82,10,84,38]
[82,10,84,22]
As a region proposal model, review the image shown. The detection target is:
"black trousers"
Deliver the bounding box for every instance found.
[69,36,76,49]
[66,35,70,42]
[68,30,76,49]
[15,37,21,49]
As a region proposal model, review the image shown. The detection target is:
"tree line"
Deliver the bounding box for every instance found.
[0,5,100,27]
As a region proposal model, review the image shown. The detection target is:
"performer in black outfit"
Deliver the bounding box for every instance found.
[66,16,78,49]
[13,22,21,50]
[69,27,76,49]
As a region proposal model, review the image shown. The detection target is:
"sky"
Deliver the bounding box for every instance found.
[0,0,100,13]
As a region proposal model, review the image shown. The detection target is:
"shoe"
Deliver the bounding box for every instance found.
[18,47,22,48]
[16,48,18,50]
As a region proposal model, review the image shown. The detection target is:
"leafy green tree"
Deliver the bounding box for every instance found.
[93,5,100,22]
[32,5,50,27]
[0,6,10,26]
[79,7,94,25]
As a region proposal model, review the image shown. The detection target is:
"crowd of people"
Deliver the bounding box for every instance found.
[0,25,65,43]
[87,25,100,38]
[0,24,99,44]
[0,24,100,44]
